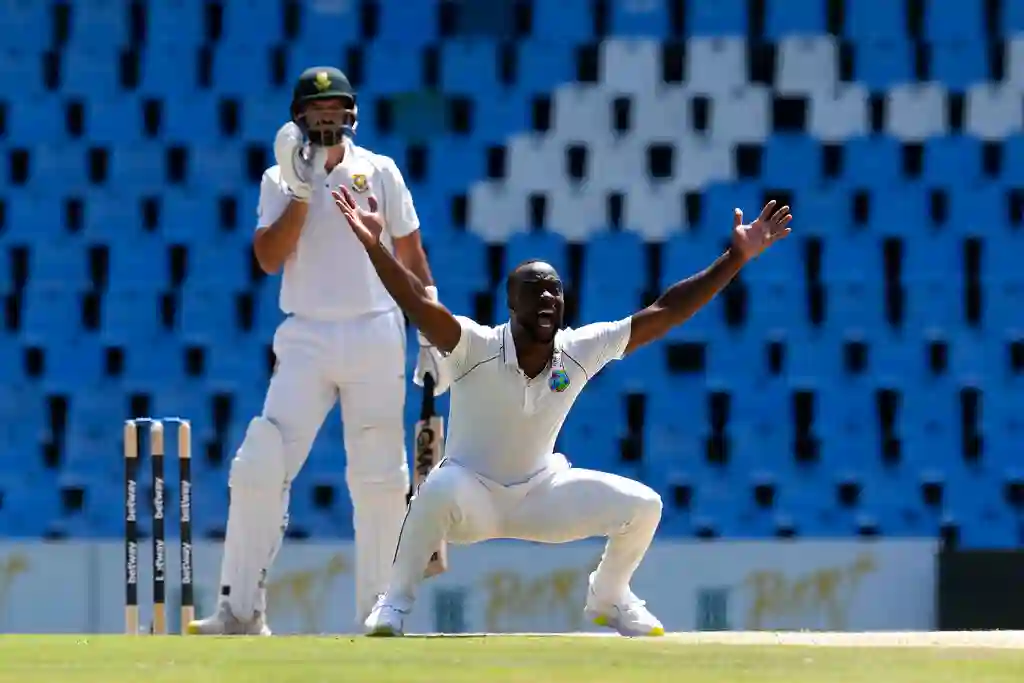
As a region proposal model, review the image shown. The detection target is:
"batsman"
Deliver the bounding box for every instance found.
[188,66,451,635]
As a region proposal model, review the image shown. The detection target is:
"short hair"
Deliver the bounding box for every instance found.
[505,259,548,299]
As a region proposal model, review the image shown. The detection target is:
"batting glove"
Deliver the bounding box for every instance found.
[274,122,327,202]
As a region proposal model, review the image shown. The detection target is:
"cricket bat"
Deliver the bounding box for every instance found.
[413,372,448,578]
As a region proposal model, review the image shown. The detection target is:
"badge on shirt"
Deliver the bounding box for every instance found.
[549,368,570,392]
[351,174,369,193]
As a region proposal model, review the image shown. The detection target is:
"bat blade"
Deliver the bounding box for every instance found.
[414,374,447,578]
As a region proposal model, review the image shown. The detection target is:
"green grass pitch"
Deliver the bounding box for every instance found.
[0,633,1022,683]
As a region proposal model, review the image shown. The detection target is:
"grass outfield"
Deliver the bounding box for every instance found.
[0,633,1022,683]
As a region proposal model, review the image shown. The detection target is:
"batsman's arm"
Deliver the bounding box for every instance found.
[623,248,746,355]
[253,200,309,274]
[394,231,435,288]
[364,241,461,354]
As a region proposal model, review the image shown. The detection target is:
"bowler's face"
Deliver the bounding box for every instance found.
[509,262,564,343]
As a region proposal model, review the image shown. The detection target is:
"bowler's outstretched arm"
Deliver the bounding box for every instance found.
[624,201,792,355]
[333,185,462,353]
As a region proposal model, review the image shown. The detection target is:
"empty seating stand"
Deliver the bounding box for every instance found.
[0,0,1021,548]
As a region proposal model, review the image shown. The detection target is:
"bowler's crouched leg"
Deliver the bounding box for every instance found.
[211,418,290,628]
[366,463,488,636]
[389,463,493,602]
[591,477,663,601]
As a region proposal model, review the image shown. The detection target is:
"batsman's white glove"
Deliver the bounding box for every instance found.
[274,122,327,202]
[413,286,452,396]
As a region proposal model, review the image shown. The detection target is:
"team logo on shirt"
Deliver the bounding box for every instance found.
[549,368,570,393]
[351,174,369,193]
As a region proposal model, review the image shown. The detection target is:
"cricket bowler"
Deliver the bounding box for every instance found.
[188,66,451,635]
[332,184,792,637]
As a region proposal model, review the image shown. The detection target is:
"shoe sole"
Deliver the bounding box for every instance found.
[365,624,403,637]
[591,614,665,637]
[185,623,271,636]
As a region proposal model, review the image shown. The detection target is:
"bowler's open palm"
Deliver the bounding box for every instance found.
[731,200,792,262]
[333,185,384,248]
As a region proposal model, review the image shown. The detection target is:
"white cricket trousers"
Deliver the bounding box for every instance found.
[387,454,663,608]
[219,308,410,624]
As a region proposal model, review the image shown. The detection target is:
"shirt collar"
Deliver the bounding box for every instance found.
[500,321,566,375]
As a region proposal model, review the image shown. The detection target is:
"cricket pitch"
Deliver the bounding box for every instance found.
[0,631,1021,683]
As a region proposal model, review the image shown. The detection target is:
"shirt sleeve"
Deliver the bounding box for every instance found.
[256,168,291,230]
[447,316,494,377]
[379,157,420,239]
[564,318,633,377]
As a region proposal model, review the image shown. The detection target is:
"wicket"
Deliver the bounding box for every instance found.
[123,418,194,635]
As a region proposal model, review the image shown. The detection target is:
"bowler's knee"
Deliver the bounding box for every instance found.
[410,464,463,516]
[630,484,663,523]
[230,417,287,491]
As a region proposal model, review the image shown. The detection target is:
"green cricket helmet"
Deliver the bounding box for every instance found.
[290,66,357,146]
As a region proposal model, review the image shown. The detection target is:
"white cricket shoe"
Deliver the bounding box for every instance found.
[584,573,665,637]
[363,596,407,637]
[186,601,272,636]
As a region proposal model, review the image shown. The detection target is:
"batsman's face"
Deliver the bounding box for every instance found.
[510,263,564,344]
[301,97,355,146]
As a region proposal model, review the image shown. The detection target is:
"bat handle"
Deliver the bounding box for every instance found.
[421,372,436,418]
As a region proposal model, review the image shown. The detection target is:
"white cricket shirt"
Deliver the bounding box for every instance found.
[445,316,633,485]
[256,138,420,321]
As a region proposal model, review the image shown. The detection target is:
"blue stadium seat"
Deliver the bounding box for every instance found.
[929,41,988,91]
[108,144,169,194]
[472,90,531,141]
[146,0,205,47]
[108,236,171,293]
[139,45,199,96]
[440,41,497,95]
[925,0,985,42]
[61,46,122,99]
[30,144,90,192]
[582,230,645,298]
[162,95,220,145]
[534,0,592,42]
[853,42,914,91]
[0,0,50,51]
[1003,0,1024,32]
[846,0,906,41]
[687,0,747,35]
[610,0,669,38]
[364,45,421,95]
[762,135,821,190]
[220,0,281,47]
[1001,134,1024,179]
[428,230,488,292]
[178,286,240,342]
[101,290,164,343]
[68,0,129,49]
[377,0,437,44]
[293,0,360,49]
[765,0,826,38]
[948,185,1006,234]
[501,230,569,281]
[923,136,983,184]
[843,136,903,187]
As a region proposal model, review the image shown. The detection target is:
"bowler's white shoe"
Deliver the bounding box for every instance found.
[584,573,665,637]
[364,596,407,637]
[186,601,272,636]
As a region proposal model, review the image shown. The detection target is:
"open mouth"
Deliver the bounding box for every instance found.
[537,311,556,329]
